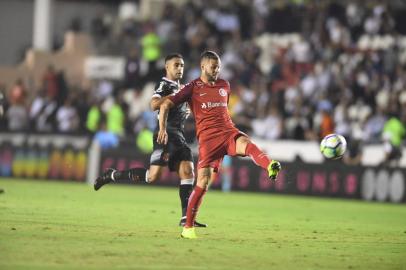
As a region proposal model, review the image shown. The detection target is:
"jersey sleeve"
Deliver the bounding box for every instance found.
[169,82,193,105]
[152,81,165,98]
[225,80,231,105]
[152,81,173,98]
[225,80,231,94]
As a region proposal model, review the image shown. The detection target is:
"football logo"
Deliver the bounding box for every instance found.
[219,88,227,97]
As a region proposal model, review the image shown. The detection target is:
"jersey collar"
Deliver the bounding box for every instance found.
[162,77,178,85]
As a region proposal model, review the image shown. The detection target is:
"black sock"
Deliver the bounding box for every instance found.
[179,179,194,217]
[113,168,147,182]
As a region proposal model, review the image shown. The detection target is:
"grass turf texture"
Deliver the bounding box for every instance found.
[0,179,405,270]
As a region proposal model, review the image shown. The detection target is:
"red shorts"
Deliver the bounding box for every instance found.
[197,128,246,171]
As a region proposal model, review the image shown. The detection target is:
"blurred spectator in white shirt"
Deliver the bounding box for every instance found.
[252,107,283,140]
[6,105,28,131]
[56,97,79,133]
[290,35,311,63]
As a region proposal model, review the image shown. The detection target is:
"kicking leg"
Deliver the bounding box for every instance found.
[235,136,281,181]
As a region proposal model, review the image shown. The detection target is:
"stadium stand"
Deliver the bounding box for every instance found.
[0,0,406,166]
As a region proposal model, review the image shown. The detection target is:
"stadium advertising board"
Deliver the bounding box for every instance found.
[225,158,405,203]
[84,56,125,80]
[0,134,89,182]
[99,149,405,204]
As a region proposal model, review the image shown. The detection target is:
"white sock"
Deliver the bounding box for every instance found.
[180,178,194,185]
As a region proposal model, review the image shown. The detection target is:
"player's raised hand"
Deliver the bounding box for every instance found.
[157,129,168,145]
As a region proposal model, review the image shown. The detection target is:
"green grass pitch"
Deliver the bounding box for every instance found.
[0,179,405,270]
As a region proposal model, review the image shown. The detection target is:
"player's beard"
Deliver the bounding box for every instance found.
[205,70,217,82]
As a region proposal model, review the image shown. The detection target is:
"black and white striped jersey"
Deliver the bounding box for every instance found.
[152,77,189,132]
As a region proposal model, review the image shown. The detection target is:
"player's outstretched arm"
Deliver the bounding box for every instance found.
[157,99,175,144]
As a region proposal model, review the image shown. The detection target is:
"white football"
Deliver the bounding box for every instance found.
[320,134,347,160]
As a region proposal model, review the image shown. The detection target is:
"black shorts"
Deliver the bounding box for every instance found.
[150,131,193,171]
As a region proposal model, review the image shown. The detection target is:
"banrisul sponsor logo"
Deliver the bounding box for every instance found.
[201,102,227,109]
[207,102,227,108]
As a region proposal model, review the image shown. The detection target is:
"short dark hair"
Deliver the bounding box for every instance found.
[165,53,183,63]
[200,50,220,61]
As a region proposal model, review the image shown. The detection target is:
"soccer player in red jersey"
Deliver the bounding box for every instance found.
[157,51,282,239]
[93,54,207,228]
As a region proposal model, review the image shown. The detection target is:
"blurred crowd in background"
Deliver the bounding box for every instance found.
[1,0,406,163]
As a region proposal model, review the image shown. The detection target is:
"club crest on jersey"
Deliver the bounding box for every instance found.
[219,88,227,97]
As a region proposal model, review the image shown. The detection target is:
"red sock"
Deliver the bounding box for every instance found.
[185,186,206,227]
[245,142,271,170]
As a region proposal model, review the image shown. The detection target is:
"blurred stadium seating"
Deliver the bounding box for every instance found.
[1,5,406,270]
[0,1,406,200]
